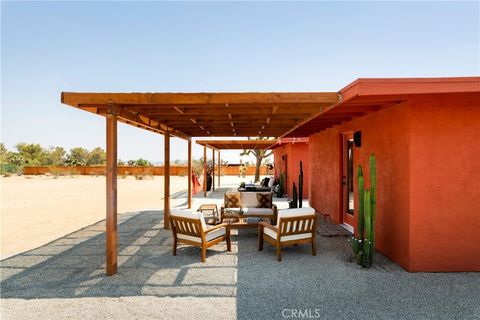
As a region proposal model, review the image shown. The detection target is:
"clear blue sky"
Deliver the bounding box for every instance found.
[2,1,479,163]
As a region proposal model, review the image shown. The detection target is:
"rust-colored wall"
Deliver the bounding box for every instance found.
[308,92,480,272]
[309,102,411,269]
[273,143,309,198]
[408,93,480,271]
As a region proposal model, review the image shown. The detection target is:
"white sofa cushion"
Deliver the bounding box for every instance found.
[171,208,207,231]
[177,226,226,243]
[263,226,312,242]
[242,207,274,216]
[267,176,275,188]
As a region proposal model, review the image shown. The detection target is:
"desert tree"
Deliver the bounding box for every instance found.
[240,137,273,183]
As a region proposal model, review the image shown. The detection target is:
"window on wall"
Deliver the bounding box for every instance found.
[347,138,354,214]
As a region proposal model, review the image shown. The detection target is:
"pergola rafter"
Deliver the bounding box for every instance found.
[61,91,339,276]
[63,92,338,138]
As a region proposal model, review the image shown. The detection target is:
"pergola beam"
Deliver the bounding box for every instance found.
[62,92,339,106]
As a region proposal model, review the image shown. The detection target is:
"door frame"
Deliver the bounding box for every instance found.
[339,131,355,233]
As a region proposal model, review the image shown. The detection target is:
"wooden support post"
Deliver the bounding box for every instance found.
[212,148,215,191]
[106,106,118,276]
[187,140,192,209]
[218,150,221,188]
[164,131,170,229]
[203,145,207,197]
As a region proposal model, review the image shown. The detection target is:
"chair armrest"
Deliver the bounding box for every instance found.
[204,222,229,233]
[259,221,278,232]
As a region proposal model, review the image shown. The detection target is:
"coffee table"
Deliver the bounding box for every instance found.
[221,209,270,229]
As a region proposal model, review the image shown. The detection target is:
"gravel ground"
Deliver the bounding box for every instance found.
[1,187,479,319]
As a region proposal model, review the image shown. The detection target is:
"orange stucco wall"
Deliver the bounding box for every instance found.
[408,93,480,271]
[308,92,480,272]
[273,143,309,198]
[309,102,412,269]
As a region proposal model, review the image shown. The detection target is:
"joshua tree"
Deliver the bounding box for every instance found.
[240,137,273,183]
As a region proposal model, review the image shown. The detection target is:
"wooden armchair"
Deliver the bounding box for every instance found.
[258,207,317,261]
[170,209,231,262]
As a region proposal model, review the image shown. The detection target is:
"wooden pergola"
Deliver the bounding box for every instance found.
[61,91,338,275]
[195,139,276,196]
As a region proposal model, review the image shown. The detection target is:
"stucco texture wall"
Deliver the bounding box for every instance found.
[273,143,309,198]
[408,93,480,271]
[308,93,480,271]
[309,102,411,269]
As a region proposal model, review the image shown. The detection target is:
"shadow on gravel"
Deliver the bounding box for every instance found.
[0,210,236,299]
[2,210,479,320]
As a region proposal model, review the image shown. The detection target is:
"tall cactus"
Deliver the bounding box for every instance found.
[292,182,298,208]
[352,166,365,265]
[352,154,377,268]
[298,161,303,208]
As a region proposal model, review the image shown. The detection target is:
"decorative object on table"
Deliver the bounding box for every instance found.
[240,182,246,189]
[299,161,304,208]
[170,209,231,262]
[351,154,377,268]
[258,207,317,261]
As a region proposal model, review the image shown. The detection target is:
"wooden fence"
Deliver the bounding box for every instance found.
[23,165,270,176]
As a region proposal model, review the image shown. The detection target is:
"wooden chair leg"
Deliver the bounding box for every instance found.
[172,238,177,256]
[258,235,264,251]
[312,238,317,256]
[276,244,282,261]
[201,246,207,263]
[226,229,232,252]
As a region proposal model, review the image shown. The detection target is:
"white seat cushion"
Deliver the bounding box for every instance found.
[263,226,312,242]
[170,208,207,231]
[177,226,226,243]
[242,207,273,216]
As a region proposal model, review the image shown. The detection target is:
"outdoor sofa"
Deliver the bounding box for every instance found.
[221,191,277,224]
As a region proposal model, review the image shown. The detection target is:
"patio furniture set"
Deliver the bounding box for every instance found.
[170,190,317,262]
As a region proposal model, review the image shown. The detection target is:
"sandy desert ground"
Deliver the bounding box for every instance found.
[0,175,190,258]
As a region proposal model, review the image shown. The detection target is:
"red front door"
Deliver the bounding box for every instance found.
[341,132,355,230]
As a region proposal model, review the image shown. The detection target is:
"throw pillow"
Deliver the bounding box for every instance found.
[256,193,272,208]
[224,193,241,208]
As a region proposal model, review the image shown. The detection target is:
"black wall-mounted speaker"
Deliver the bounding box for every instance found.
[354,131,362,147]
